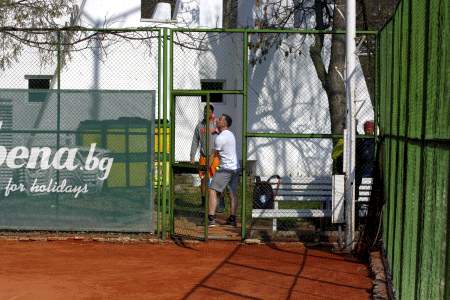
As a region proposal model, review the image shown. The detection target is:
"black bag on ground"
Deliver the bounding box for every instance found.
[252,175,281,209]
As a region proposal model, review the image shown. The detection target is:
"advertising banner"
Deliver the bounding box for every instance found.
[0,90,155,232]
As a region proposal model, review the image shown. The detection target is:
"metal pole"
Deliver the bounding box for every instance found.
[156,29,162,237]
[161,28,168,240]
[56,30,61,213]
[169,29,175,237]
[205,94,210,241]
[241,31,249,239]
[169,98,175,237]
[344,0,357,251]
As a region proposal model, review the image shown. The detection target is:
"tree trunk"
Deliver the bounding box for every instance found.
[308,0,347,174]
[309,0,347,135]
[326,0,346,135]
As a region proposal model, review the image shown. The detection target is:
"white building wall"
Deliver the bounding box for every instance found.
[0,0,159,149]
[172,29,243,161]
[238,0,374,178]
[0,0,374,179]
[199,0,223,27]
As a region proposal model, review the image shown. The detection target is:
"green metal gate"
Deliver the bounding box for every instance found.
[171,93,211,240]
[161,28,378,242]
[170,90,245,241]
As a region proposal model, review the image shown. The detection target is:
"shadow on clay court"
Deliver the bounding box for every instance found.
[173,236,201,251]
[181,243,372,299]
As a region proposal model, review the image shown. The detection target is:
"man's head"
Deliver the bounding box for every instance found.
[217,114,232,131]
[364,120,375,135]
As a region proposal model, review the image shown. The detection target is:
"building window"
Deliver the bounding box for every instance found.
[25,75,52,102]
[201,80,224,103]
[141,0,176,20]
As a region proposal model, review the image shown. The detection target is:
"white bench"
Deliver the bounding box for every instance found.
[251,176,373,231]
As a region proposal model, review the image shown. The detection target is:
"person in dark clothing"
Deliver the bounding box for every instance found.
[332,121,375,179]
[356,120,375,185]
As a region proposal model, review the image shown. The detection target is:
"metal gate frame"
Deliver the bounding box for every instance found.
[170,92,244,240]
[152,27,378,242]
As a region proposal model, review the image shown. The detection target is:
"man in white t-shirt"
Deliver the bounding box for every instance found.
[208,114,240,227]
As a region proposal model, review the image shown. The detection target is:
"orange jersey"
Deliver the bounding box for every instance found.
[199,155,220,178]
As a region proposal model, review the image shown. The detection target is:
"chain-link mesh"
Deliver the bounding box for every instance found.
[354,34,377,221]
[0,27,379,241]
[248,33,332,134]
[245,31,376,242]
[173,95,242,239]
[0,29,158,232]
[169,29,377,242]
[173,96,205,238]
[246,137,332,240]
[379,0,449,299]
[172,31,243,91]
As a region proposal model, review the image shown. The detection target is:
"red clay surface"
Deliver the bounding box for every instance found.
[0,240,372,299]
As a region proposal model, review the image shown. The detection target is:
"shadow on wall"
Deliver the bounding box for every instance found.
[194,30,336,177]
[247,33,332,177]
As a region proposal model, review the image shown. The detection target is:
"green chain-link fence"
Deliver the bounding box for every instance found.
[246,32,377,242]
[0,27,379,243]
[378,0,449,299]
[169,29,377,242]
[0,29,158,232]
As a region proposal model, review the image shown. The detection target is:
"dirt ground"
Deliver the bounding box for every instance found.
[0,240,372,299]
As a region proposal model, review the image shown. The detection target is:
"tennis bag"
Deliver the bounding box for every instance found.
[252,175,281,209]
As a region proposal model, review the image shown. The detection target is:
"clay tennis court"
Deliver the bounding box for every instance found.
[0,239,372,299]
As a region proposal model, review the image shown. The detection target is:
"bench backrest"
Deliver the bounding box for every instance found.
[264,176,371,202]
[264,177,332,202]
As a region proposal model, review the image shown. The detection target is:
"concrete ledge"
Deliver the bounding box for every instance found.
[0,231,162,244]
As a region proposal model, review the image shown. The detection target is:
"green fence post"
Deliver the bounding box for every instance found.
[169,29,175,238]
[161,28,168,240]
[205,93,210,241]
[169,96,175,237]
[156,29,162,238]
[56,30,62,215]
[241,30,248,240]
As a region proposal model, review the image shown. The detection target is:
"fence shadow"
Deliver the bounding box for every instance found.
[181,243,371,299]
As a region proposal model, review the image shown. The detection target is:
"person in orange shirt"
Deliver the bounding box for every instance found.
[190,105,224,211]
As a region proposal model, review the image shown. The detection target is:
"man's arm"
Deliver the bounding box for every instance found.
[190,124,200,163]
